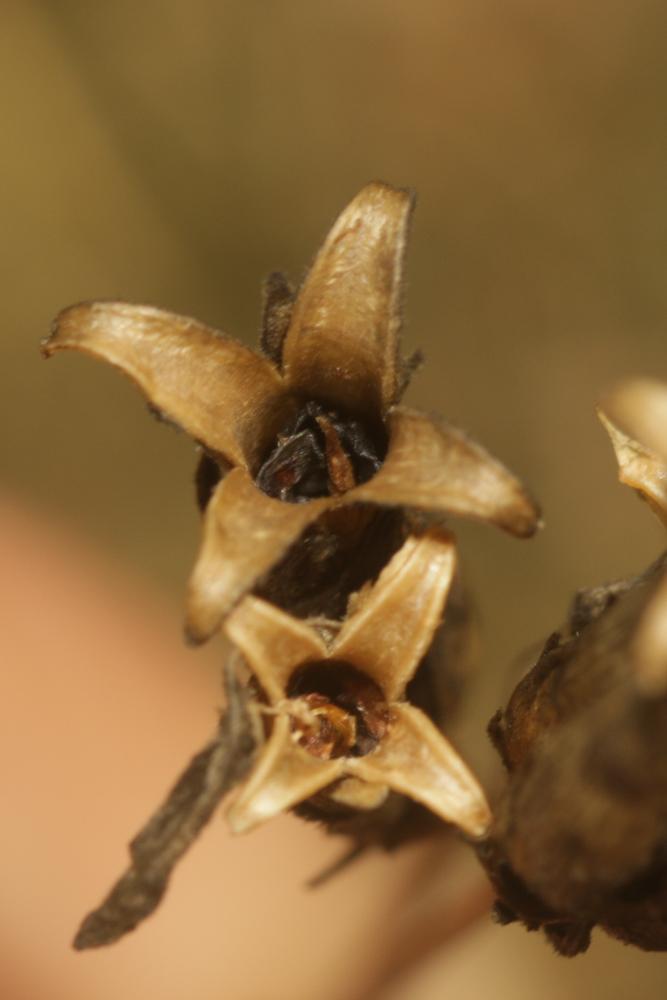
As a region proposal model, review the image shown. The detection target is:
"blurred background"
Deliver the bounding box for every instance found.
[2,1,666,997]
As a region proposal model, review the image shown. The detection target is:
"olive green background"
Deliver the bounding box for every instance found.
[2,1,666,993]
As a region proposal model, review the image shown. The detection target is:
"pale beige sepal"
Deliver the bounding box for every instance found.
[224,594,327,702]
[350,407,541,537]
[226,716,345,833]
[602,378,667,463]
[282,182,413,420]
[346,703,492,839]
[598,410,667,526]
[334,530,457,699]
[44,301,294,470]
[185,469,330,643]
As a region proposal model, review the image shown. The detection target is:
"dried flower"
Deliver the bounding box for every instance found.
[72,528,490,950]
[223,528,491,839]
[46,181,541,951]
[43,182,540,643]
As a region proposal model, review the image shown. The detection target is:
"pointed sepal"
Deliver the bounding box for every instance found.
[598,409,667,526]
[334,530,456,699]
[601,378,667,463]
[226,717,344,833]
[346,703,492,838]
[224,595,327,703]
[350,407,541,537]
[282,182,414,421]
[43,301,294,469]
[185,469,331,643]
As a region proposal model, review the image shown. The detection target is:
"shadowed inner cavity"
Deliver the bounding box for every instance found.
[256,401,385,502]
[287,660,391,760]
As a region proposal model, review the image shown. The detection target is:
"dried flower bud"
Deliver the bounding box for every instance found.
[43,182,540,643]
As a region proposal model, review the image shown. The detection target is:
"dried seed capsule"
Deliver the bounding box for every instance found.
[43,182,540,643]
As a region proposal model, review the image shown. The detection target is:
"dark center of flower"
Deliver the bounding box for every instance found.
[255,401,384,503]
[287,660,391,759]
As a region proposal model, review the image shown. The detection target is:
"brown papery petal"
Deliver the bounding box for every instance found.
[185,469,331,644]
[224,596,327,703]
[44,301,295,470]
[345,703,492,838]
[602,378,667,463]
[598,410,667,527]
[333,530,456,700]
[350,407,541,537]
[226,717,344,833]
[282,182,414,422]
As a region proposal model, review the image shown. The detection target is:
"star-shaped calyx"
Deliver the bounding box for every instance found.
[43,182,540,643]
[222,528,492,839]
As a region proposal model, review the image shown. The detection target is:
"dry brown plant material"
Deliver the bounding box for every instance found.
[43,182,540,644]
[484,380,667,956]
[43,182,542,950]
[223,530,491,840]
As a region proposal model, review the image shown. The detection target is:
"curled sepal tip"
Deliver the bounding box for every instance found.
[601,378,667,464]
[43,300,294,470]
[598,408,667,526]
[351,407,541,538]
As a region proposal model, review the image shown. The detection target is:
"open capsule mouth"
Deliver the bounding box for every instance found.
[286,660,391,759]
[255,401,386,503]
